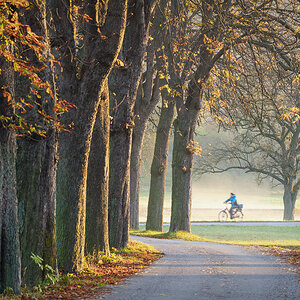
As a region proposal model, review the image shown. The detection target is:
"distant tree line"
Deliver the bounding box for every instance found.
[0,0,299,294]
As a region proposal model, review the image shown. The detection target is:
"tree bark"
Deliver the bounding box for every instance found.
[109,0,158,248]
[146,100,175,231]
[0,59,21,294]
[0,129,21,294]
[17,131,58,285]
[283,181,298,220]
[130,48,161,230]
[130,121,146,230]
[53,0,127,272]
[86,79,110,255]
[130,95,160,229]
[169,109,199,233]
[16,0,58,285]
[109,119,132,248]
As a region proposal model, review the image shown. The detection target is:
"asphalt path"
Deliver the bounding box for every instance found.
[190,222,300,226]
[93,236,300,300]
[140,222,300,227]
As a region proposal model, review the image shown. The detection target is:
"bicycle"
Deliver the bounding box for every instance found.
[218,203,244,222]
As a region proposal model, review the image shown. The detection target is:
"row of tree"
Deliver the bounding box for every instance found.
[0,0,299,295]
[137,0,300,234]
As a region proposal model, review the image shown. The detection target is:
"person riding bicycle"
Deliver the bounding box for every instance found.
[225,193,238,219]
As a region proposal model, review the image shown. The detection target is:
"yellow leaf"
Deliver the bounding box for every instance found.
[115,59,124,67]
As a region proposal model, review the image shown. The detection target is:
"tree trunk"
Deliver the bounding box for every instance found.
[130,51,161,230]
[169,111,199,233]
[17,0,58,285]
[57,76,112,272]
[109,123,132,248]
[108,67,134,247]
[0,59,21,294]
[0,129,21,294]
[283,181,298,220]
[86,80,110,255]
[17,131,58,285]
[146,101,175,231]
[130,122,146,230]
[109,0,158,248]
[54,0,128,272]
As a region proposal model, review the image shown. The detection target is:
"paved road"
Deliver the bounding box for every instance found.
[93,236,300,300]
[140,222,300,227]
[190,222,300,226]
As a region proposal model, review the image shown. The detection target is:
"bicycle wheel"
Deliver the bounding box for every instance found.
[234,210,244,221]
[218,210,228,222]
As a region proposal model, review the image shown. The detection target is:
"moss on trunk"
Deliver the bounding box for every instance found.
[17,131,58,285]
[86,80,110,255]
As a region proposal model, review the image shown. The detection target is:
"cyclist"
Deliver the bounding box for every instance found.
[225,193,238,219]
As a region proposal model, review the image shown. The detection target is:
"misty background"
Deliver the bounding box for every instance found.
[139,118,300,222]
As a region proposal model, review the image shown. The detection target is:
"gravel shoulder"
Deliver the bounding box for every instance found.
[92,236,300,300]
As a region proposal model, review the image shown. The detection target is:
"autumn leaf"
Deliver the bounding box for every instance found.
[115,59,125,68]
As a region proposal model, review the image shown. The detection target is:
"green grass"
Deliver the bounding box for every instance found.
[133,225,300,249]
[191,225,300,248]
[130,229,210,242]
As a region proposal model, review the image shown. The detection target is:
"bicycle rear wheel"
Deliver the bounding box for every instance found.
[234,210,244,221]
[218,210,228,222]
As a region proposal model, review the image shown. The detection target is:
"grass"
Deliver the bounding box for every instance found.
[133,224,300,249]
[191,225,300,248]
[0,240,163,300]
[130,229,210,242]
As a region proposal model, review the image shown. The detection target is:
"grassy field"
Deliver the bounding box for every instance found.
[191,225,300,248]
[135,224,300,249]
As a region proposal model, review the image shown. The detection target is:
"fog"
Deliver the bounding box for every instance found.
[139,121,300,222]
[192,171,282,209]
[140,169,300,222]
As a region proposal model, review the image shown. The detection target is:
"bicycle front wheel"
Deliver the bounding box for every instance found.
[218,210,228,222]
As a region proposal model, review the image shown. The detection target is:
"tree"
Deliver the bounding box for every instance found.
[146,98,175,231]
[130,1,176,232]
[129,1,174,228]
[168,0,300,231]
[195,47,300,220]
[167,0,228,232]
[0,0,59,292]
[54,0,128,272]
[0,55,21,295]
[86,79,110,255]
[147,0,200,232]
[16,0,59,285]
[108,0,158,248]
[130,42,161,229]
[141,0,176,232]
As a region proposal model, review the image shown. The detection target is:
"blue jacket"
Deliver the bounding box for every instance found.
[226,195,237,206]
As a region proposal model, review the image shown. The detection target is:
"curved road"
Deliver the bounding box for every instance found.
[93,236,300,300]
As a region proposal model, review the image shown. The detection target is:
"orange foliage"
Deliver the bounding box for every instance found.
[0,0,75,136]
[19,241,163,300]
